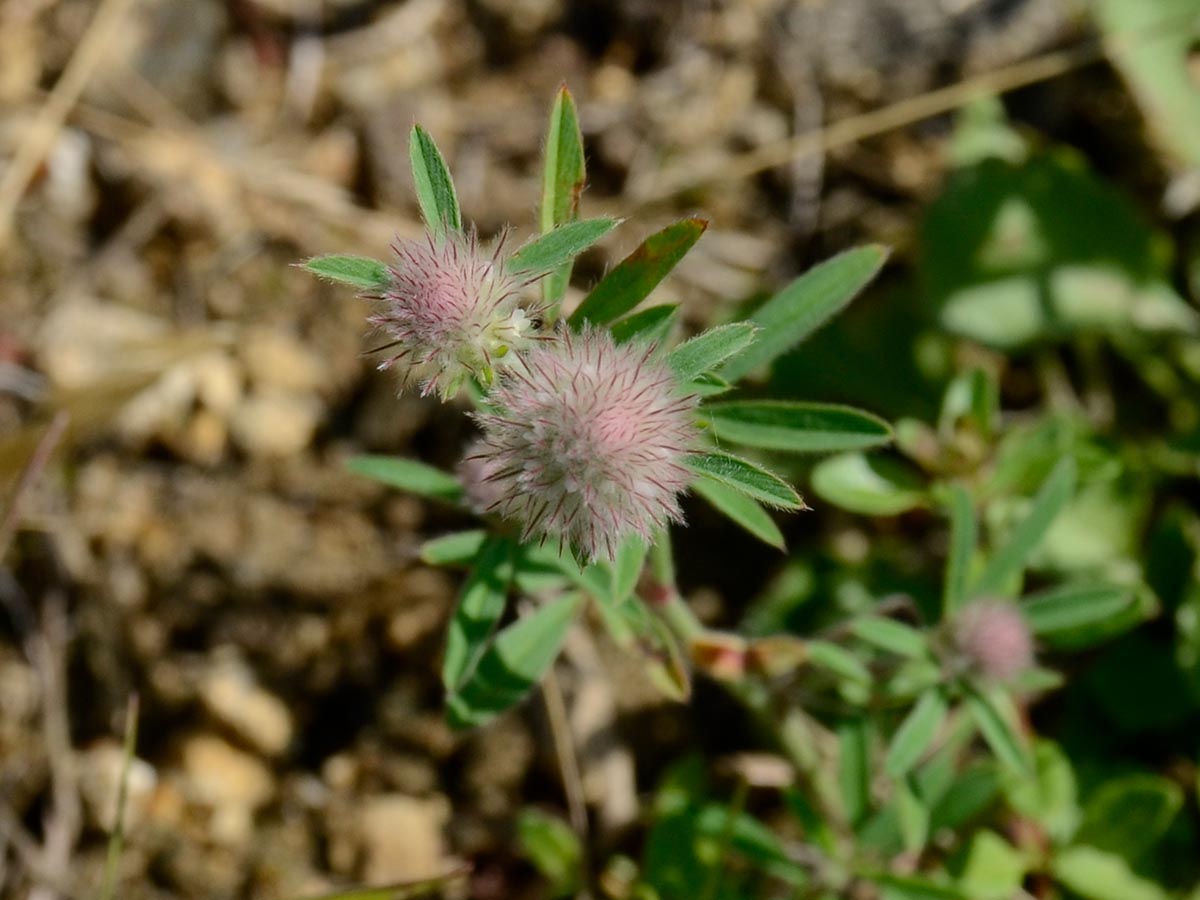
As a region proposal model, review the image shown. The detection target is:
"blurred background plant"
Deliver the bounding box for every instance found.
[1,1,1199,899]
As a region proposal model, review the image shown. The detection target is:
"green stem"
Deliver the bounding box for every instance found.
[646,533,850,843]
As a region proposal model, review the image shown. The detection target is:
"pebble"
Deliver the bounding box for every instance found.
[178,733,275,846]
[79,739,159,831]
[358,794,450,883]
[200,652,294,756]
[229,389,322,457]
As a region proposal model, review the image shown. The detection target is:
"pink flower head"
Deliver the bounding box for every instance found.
[953,600,1034,682]
[470,329,699,562]
[370,230,538,398]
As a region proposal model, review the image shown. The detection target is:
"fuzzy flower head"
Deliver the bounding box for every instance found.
[370,230,537,398]
[471,329,699,562]
[953,599,1034,682]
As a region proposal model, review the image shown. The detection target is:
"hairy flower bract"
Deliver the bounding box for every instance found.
[471,329,698,562]
[370,230,536,398]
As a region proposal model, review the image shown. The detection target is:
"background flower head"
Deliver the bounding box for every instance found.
[471,329,698,561]
[953,599,1034,682]
[370,230,537,398]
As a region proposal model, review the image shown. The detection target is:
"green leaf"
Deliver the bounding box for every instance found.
[447,594,584,729]
[720,245,888,382]
[929,762,1001,832]
[688,372,733,398]
[610,535,647,603]
[806,640,871,687]
[540,86,587,306]
[421,530,487,566]
[1093,0,1200,169]
[1022,583,1136,643]
[346,455,463,501]
[838,718,872,826]
[570,218,708,328]
[441,538,516,692]
[611,304,678,345]
[972,457,1076,597]
[942,484,978,617]
[895,774,930,853]
[691,478,785,550]
[687,452,804,510]
[703,401,892,454]
[517,808,583,898]
[964,683,1030,774]
[810,452,925,516]
[850,617,928,658]
[1076,774,1183,863]
[1001,739,1078,844]
[508,218,618,275]
[302,255,390,291]
[868,873,965,900]
[886,689,949,778]
[1051,846,1171,900]
[668,323,759,382]
[955,831,1028,900]
[409,125,461,238]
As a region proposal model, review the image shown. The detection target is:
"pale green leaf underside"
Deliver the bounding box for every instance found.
[508,218,618,274]
[303,255,390,290]
[409,125,462,237]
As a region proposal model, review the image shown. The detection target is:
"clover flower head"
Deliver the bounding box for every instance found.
[370,230,537,398]
[470,329,698,562]
[953,599,1034,682]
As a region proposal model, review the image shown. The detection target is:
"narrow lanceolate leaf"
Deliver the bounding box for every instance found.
[720,245,889,382]
[303,255,390,291]
[885,689,949,777]
[668,323,759,382]
[1022,583,1135,638]
[541,86,587,306]
[687,452,804,510]
[508,218,618,275]
[569,218,708,328]
[942,483,977,616]
[964,683,1031,773]
[972,457,1076,597]
[345,455,463,502]
[420,530,487,566]
[689,372,733,398]
[409,125,461,238]
[692,477,785,550]
[441,538,516,692]
[703,401,892,454]
[850,617,928,659]
[895,774,930,853]
[805,640,872,686]
[447,593,584,729]
[610,535,647,603]
[611,304,678,345]
[838,718,872,825]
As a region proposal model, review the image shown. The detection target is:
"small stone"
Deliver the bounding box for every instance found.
[229,389,322,457]
[178,733,275,845]
[200,652,294,756]
[241,329,328,394]
[79,739,158,831]
[358,794,450,883]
